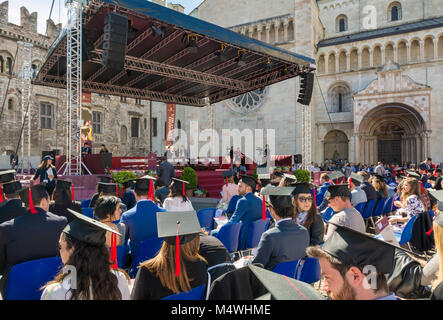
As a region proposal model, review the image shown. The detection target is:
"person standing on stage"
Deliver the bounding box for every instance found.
[99,144,109,154]
[156,156,175,186]
[81,143,91,156]
[33,155,57,197]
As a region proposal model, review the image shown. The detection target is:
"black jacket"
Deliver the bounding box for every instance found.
[122,190,136,210]
[199,233,231,268]
[33,166,57,183]
[410,211,434,252]
[0,199,27,224]
[49,201,82,223]
[306,214,325,246]
[361,182,377,201]
[0,207,67,295]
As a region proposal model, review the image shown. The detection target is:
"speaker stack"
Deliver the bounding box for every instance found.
[297,72,314,106]
[101,12,128,71]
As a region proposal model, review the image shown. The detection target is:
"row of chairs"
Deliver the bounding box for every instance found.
[272,257,321,284]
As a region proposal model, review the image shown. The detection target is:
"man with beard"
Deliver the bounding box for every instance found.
[306,223,398,300]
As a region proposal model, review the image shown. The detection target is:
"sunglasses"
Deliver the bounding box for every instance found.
[298,196,313,203]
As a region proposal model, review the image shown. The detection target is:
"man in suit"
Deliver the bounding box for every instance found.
[211,175,263,251]
[251,187,309,270]
[120,176,166,256]
[156,156,175,186]
[121,181,136,210]
[0,184,67,295]
[0,180,26,224]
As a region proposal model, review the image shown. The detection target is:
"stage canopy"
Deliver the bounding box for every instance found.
[34,0,316,107]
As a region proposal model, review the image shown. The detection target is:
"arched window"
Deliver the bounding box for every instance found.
[336,15,348,33]
[0,56,3,73]
[328,82,351,113]
[121,126,127,143]
[7,98,13,110]
[388,2,402,21]
[177,120,181,129]
[5,57,12,75]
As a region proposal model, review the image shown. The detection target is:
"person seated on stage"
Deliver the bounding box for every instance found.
[0,174,26,223]
[348,172,367,207]
[307,223,399,300]
[32,155,57,197]
[89,176,113,208]
[131,211,207,300]
[94,196,125,247]
[251,186,309,270]
[232,161,247,185]
[0,184,68,296]
[154,178,170,206]
[120,176,166,256]
[291,182,324,246]
[121,180,136,210]
[163,178,194,212]
[389,177,426,230]
[210,175,263,251]
[41,210,130,300]
[323,184,366,241]
[49,179,82,223]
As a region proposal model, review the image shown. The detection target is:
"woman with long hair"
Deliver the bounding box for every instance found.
[33,155,57,196]
[389,178,425,227]
[41,210,130,300]
[94,196,125,247]
[371,175,389,200]
[49,180,82,223]
[430,195,443,300]
[291,182,324,246]
[163,178,194,211]
[131,211,207,300]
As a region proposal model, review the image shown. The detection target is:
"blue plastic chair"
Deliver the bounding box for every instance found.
[354,202,366,215]
[4,257,63,300]
[429,210,435,220]
[161,284,207,300]
[272,260,299,278]
[361,199,376,219]
[116,245,129,269]
[373,198,387,219]
[197,208,216,231]
[130,237,164,278]
[81,199,91,208]
[246,219,270,249]
[396,215,418,246]
[382,197,394,215]
[226,195,241,214]
[215,222,242,253]
[82,207,94,219]
[296,257,321,284]
[322,207,335,222]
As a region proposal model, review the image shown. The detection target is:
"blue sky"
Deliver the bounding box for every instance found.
[9,0,205,34]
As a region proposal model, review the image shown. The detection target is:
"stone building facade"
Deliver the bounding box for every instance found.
[184,0,443,165]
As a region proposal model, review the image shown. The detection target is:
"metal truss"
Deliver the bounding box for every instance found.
[17,41,33,174]
[301,104,312,170]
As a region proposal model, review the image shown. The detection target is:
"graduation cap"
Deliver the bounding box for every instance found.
[290,182,312,195]
[65,209,121,269]
[260,186,295,219]
[240,175,258,191]
[18,183,47,214]
[283,173,297,183]
[349,172,364,186]
[371,173,386,182]
[249,265,326,300]
[324,184,351,199]
[1,180,22,195]
[406,170,420,179]
[43,155,54,161]
[273,171,284,177]
[98,175,113,183]
[122,180,135,189]
[221,170,234,187]
[322,223,419,274]
[172,177,189,197]
[156,211,201,277]
[130,175,156,200]
[0,170,15,184]
[329,171,345,184]
[428,189,443,212]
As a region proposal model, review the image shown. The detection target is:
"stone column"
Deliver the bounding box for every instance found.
[274,21,279,43]
[257,25,262,41]
[324,54,329,74]
[369,49,374,68]
[335,51,339,74]
[394,45,398,63]
[346,52,351,72]
[319,139,325,164]
[355,134,361,164]
[406,44,411,63]
[434,38,439,60]
[357,49,362,70]
[419,40,425,62]
[381,45,386,65]
[265,24,271,43]
[283,20,289,42]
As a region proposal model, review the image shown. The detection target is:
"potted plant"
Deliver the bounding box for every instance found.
[293,169,311,183]
[194,188,208,198]
[180,167,198,197]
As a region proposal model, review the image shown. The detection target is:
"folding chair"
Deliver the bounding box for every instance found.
[215,222,242,253]
[161,284,207,300]
[272,260,299,278]
[81,207,94,219]
[197,208,216,231]
[130,237,164,278]
[245,219,270,250]
[296,257,321,284]
[321,207,335,223]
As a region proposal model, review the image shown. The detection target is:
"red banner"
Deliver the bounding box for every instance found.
[82,91,91,104]
[166,103,176,146]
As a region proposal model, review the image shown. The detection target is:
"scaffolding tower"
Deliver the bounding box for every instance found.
[301,103,312,170]
[17,41,33,174]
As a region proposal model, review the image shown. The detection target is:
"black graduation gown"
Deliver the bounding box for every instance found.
[0,207,67,295]
[0,199,27,224]
[131,259,208,300]
[49,201,82,223]
[410,211,434,252]
[88,193,100,208]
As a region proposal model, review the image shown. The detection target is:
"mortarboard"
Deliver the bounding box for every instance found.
[65,209,121,269]
[222,170,234,187]
[0,170,16,184]
[290,182,312,195]
[350,172,364,184]
[371,173,386,182]
[428,189,443,212]
[322,223,419,274]
[329,171,345,184]
[98,175,113,183]
[406,171,420,179]
[156,211,201,277]
[283,173,297,183]
[260,186,295,219]
[122,180,135,189]
[130,175,156,200]
[18,183,47,214]
[249,265,326,300]
[2,180,22,195]
[172,177,189,197]
[324,184,351,199]
[240,175,258,191]
[98,182,119,196]
[273,171,284,177]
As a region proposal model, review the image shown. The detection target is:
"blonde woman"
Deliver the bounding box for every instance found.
[371,175,388,200]
[431,205,443,300]
[32,155,57,196]
[389,178,425,226]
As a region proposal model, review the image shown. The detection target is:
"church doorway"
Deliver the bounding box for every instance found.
[324,130,349,162]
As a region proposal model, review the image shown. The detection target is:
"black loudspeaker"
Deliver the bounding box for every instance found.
[101,12,128,71]
[297,72,314,106]
[82,28,95,62]
[101,152,113,170]
[294,154,303,164]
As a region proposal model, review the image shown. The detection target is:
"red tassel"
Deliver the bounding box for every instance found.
[427,227,434,237]
[225,178,228,187]
[182,182,185,197]
[175,222,181,277]
[148,180,154,201]
[0,184,3,203]
[342,176,345,183]
[71,184,75,202]
[420,181,425,194]
[349,178,352,189]
[262,195,266,220]
[111,233,117,269]
[29,187,37,214]
[433,164,438,177]
[312,187,317,210]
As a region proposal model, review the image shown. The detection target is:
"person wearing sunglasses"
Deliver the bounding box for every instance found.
[323,184,366,242]
[250,186,309,270]
[291,182,324,246]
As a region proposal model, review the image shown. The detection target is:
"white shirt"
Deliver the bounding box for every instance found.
[40,270,131,300]
[163,197,194,212]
